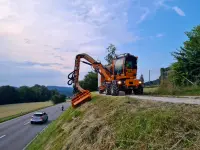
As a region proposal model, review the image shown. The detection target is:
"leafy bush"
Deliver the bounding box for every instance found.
[144,78,200,96]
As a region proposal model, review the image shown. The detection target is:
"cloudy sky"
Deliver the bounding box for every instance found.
[0,0,199,87]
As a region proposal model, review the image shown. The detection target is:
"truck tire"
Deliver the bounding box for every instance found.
[139,86,144,95]
[111,83,119,96]
[99,90,103,94]
[105,84,111,95]
[134,85,143,95]
[125,89,132,95]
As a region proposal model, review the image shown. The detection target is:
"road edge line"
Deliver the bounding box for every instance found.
[0,135,6,139]
[22,125,48,150]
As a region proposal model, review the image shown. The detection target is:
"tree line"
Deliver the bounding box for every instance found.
[0,84,66,105]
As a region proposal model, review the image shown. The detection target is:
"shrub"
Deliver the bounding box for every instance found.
[51,94,66,104]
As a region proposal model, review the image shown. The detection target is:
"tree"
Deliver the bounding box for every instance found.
[50,89,60,96]
[0,86,19,105]
[31,84,51,102]
[0,85,59,105]
[79,71,98,91]
[18,86,36,103]
[171,25,200,86]
[51,94,66,104]
[104,44,117,64]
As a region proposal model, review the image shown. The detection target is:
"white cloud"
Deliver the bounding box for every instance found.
[0,0,136,75]
[0,0,180,86]
[154,0,171,9]
[146,33,164,40]
[172,6,185,16]
[155,1,185,17]
[156,33,164,38]
[137,7,150,24]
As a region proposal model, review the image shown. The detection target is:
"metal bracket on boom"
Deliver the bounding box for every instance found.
[67,70,76,85]
[67,53,112,108]
[81,61,92,66]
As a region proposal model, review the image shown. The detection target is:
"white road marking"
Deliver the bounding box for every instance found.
[41,125,48,133]
[0,135,6,139]
[22,134,39,150]
[24,121,30,126]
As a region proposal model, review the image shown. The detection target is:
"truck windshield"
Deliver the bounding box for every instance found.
[125,57,137,69]
[114,58,124,75]
[126,61,133,69]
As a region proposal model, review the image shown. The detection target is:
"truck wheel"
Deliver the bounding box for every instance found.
[111,83,119,96]
[99,90,103,94]
[105,84,111,95]
[133,89,138,95]
[139,86,144,95]
[134,86,143,95]
[98,88,104,94]
[125,89,132,95]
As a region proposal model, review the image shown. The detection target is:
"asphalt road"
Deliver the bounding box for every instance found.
[0,102,70,150]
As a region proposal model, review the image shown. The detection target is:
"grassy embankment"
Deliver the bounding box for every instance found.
[28,93,200,150]
[0,101,53,123]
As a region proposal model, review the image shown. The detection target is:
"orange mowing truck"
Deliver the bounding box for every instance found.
[67,53,143,108]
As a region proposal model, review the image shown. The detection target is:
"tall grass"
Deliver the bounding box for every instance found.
[28,94,200,150]
[144,79,200,96]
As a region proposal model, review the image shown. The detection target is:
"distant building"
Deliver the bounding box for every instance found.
[144,79,160,86]
[140,74,144,83]
[160,67,171,82]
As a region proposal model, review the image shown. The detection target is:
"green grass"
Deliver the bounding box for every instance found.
[144,87,158,94]
[27,94,200,150]
[0,101,53,123]
[144,85,200,96]
[111,105,196,149]
[144,85,159,88]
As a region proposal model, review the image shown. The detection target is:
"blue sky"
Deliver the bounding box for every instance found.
[0,0,199,87]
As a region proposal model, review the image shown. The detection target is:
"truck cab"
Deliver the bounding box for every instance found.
[98,53,143,95]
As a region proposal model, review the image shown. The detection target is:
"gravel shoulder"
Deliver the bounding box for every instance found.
[98,91,200,105]
[129,95,200,105]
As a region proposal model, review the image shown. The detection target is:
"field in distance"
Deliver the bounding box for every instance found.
[0,101,53,123]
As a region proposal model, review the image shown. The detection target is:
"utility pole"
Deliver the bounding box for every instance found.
[149,70,151,82]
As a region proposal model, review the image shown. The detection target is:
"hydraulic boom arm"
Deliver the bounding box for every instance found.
[67,53,111,107]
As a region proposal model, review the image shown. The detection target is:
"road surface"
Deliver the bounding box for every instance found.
[0,102,70,150]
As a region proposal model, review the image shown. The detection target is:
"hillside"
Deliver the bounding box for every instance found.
[28,94,200,150]
[47,86,73,96]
